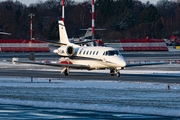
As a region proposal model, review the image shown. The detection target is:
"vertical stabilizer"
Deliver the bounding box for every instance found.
[58,20,70,45]
[84,28,92,38]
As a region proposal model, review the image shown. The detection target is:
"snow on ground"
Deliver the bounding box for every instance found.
[0,77,180,117]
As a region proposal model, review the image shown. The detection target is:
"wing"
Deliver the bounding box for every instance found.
[13,60,90,69]
[126,62,170,67]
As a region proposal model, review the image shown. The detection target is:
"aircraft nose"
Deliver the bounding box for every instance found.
[114,57,126,67]
[120,58,126,67]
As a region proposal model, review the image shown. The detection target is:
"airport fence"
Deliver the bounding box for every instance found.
[119,39,168,51]
[0,39,50,52]
[105,39,168,51]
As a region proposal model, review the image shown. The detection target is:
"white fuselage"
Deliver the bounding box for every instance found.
[55,46,127,70]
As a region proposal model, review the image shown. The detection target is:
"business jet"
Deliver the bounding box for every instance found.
[13,20,168,77]
[78,28,106,46]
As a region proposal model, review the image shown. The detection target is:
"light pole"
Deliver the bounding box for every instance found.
[92,0,95,40]
[62,0,65,22]
[28,13,35,40]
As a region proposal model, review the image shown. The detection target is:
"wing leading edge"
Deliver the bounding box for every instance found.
[126,62,170,67]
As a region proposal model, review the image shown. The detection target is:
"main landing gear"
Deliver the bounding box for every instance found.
[62,67,69,76]
[110,68,120,77]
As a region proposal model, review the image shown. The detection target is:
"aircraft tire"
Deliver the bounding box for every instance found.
[110,69,115,76]
[64,69,69,76]
[117,72,120,77]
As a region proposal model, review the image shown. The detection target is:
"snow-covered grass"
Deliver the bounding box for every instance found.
[0,77,180,117]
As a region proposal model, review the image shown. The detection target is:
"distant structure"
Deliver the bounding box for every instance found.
[175,0,180,3]
[0,32,11,35]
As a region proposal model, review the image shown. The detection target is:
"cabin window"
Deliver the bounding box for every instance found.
[96,51,99,55]
[90,51,92,55]
[86,51,89,55]
[103,52,105,55]
[79,50,82,55]
[93,51,95,55]
[105,51,108,56]
[83,51,86,55]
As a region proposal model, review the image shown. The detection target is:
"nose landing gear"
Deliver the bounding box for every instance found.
[110,68,115,76]
[116,71,120,77]
[110,68,120,77]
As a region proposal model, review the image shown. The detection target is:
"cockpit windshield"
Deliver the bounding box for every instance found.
[104,50,121,56]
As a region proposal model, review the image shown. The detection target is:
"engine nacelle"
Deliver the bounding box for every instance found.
[53,46,74,56]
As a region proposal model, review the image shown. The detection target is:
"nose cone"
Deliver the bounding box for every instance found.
[111,56,126,67]
[120,57,126,67]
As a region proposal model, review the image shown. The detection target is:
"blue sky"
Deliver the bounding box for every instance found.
[0,0,159,6]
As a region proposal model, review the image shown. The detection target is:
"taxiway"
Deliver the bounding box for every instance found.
[0,51,179,83]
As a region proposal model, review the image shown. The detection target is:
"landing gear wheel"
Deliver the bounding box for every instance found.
[64,69,69,76]
[110,69,115,76]
[117,72,120,77]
